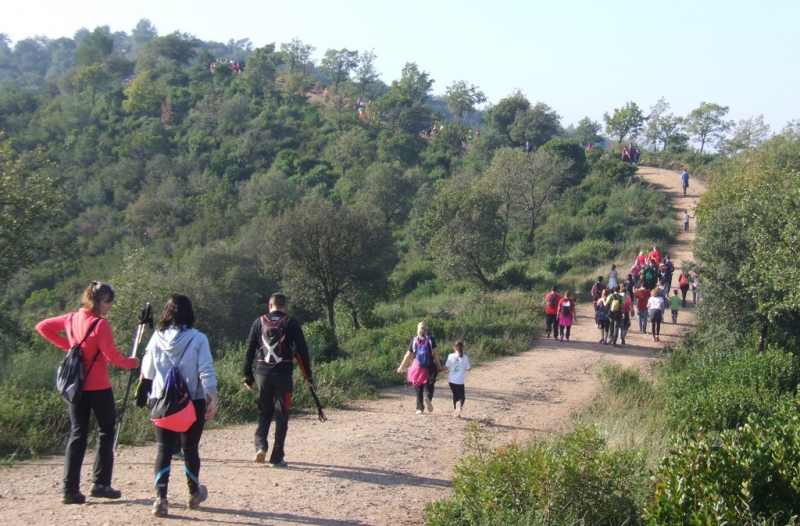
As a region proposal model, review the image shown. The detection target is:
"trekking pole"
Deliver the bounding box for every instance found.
[295,355,327,422]
[114,303,153,452]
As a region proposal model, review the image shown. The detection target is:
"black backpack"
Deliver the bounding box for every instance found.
[261,315,291,364]
[560,301,572,317]
[56,317,101,404]
[547,293,558,309]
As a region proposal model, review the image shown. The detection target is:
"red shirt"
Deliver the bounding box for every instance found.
[545,293,562,315]
[36,309,138,391]
[649,250,662,264]
[635,288,651,311]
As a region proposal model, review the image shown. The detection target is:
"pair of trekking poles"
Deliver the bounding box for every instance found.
[113,304,326,452]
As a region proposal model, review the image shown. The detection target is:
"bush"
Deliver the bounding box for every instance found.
[426,424,646,525]
[493,260,531,290]
[593,158,638,184]
[565,238,614,268]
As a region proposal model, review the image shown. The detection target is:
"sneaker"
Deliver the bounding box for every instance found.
[90,484,121,499]
[269,460,288,468]
[621,338,626,345]
[415,409,423,414]
[656,336,660,341]
[653,337,657,342]
[188,484,208,509]
[598,338,605,344]
[62,492,86,505]
[254,449,266,464]
[173,450,185,461]
[152,497,169,517]
[424,396,433,413]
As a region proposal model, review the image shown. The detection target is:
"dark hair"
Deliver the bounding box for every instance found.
[597,276,604,282]
[454,340,464,356]
[551,285,558,292]
[79,281,115,312]
[270,293,287,310]
[156,293,195,331]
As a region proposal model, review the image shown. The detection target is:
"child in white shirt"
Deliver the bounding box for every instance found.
[440,340,472,418]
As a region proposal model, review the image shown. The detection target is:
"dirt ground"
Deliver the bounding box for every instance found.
[0,167,704,525]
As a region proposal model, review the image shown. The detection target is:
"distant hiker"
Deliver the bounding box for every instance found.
[624,273,636,301]
[397,321,442,414]
[648,245,663,266]
[244,293,313,468]
[524,140,531,153]
[619,286,632,345]
[683,210,694,232]
[637,251,647,267]
[35,282,140,505]
[669,290,682,324]
[621,146,629,163]
[692,275,701,304]
[681,170,690,196]
[544,285,562,339]
[557,291,575,342]
[648,289,665,342]
[440,340,471,418]
[605,286,624,346]
[635,283,651,333]
[608,264,618,290]
[597,289,611,344]
[590,276,607,328]
[661,255,674,288]
[142,294,218,518]
[679,270,691,307]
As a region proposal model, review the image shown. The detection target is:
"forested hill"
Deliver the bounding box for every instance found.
[0,20,667,352]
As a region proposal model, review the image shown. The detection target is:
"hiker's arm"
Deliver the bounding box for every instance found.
[243,319,260,389]
[397,350,413,373]
[432,347,442,369]
[96,321,139,369]
[35,314,71,350]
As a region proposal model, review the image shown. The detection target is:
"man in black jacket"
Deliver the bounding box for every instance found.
[243,293,312,467]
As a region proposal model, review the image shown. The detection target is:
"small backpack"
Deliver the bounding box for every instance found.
[56,317,101,404]
[149,336,197,432]
[413,336,432,369]
[561,301,572,316]
[261,315,291,364]
[547,293,558,309]
[679,274,688,287]
[610,294,622,313]
[591,283,605,301]
[644,267,655,281]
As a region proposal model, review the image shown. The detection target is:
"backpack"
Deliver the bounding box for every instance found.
[149,335,197,432]
[644,267,655,281]
[547,293,558,309]
[610,294,622,313]
[261,315,291,364]
[413,336,433,369]
[591,283,605,301]
[560,301,572,317]
[55,317,101,404]
[679,274,688,287]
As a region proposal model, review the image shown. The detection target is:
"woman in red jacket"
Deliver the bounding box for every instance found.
[36,282,140,505]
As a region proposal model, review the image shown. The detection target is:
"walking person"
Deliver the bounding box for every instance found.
[397,321,442,414]
[35,282,140,504]
[669,290,681,323]
[590,276,606,328]
[683,210,694,232]
[681,170,690,196]
[648,289,666,341]
[243,293,313,467]
[619,288,632,345]
[692,275,701,304]
[679,271,691,307]
[440,341,471,418]
[142,294,218,518]
[544,286,561,339]
[605,286,624,347]
[635,283,651,333]
[557,291,575,342]
[597,290,611,344]
[607,264,618,290]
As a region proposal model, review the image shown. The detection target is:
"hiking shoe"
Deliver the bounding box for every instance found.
[415,409,423,414]
[598,338,605,344]
[424,396,433,413]
[269,460,288,468]
[62,492,86,505]
[152,497,169,517]
[173,450,185,461]
[254,449,266,464]
[188,484,208,509]
[90,484,121,499]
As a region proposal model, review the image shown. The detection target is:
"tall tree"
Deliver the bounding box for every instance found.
[71,63,109,106]
[508,102,563,149]
[572,117,604,147]
[721,115,771,155]
[280,37,315,75]
[445,80,486,125]
[73,27,113,66]
[685,102,734,154]
[241,43,282,97]
[319,48,359,93]
[483,90,531,141]
[372,62,434,135]
[355,49,379,96]
[603,102,645,144]
[148,31,199,65]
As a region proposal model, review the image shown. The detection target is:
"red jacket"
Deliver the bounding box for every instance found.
[36,309,138,391]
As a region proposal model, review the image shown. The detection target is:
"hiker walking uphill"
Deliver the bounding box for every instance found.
[243,293,313,468]
[681,169,690,196]
[141,294,218,518]
[544,286,562,339]
[590,276,607,328]
[557,290,575,341]
[397,321,442,414]
[35,282,140,505]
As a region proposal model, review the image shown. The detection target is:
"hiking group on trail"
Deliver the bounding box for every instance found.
[545,245,701,346]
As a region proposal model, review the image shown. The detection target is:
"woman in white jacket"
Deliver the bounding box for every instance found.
[141,294,218,518]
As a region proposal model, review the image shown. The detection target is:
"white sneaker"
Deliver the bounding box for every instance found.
[415,410,423,414]
[253,450,266,464]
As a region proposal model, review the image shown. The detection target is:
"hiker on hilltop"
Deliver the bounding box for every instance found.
[681,170,690,196]
[35,282,140,505]
[544,285,562,339]
[397,321,442,414]
[243,293,313,468]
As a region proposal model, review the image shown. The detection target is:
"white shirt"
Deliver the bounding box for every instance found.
[445,353,471,385]
[647,296,665,310]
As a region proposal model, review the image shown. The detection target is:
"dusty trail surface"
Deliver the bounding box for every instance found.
[0,167,703,525]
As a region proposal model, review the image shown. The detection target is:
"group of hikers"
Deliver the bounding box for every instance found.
[622,143,641,163]
[37,284,312,518]
[545,246,701,345]
[204,58,246,73]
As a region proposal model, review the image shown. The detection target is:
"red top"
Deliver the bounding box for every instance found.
[648,250,662,264]
[545,292,562,315]
[36,309,138,391]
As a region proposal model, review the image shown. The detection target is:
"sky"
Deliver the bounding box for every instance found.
[4,0,798,134]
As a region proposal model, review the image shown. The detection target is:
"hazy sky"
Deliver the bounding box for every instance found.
[4,0,797,133]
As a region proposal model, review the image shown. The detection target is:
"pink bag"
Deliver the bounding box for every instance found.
[406,358,428,387]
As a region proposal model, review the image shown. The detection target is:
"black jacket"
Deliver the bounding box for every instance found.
[243,311,312,384]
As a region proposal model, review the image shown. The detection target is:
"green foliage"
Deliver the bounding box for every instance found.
[426,425,645,526]
[445,80,486,126]
[593,157,638,184]
[603,101,645,144]
[685,101,734,154]
[539,138,589,190]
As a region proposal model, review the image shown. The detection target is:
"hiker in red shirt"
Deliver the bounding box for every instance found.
[544,285,562,339]
[648,245,663,266]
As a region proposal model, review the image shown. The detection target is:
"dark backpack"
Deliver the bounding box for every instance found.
[56,317,101,404]
[261,315,291,364]
[645,267,655,281]
[413,336,432,369]
[561,301,572,317]
[149,336,197,432]
[547,293,558,309]
[591,283,605,301]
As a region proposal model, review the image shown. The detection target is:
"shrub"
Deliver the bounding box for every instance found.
[565,238,614,268]
[493,260,531,290]
[593,158,638,184]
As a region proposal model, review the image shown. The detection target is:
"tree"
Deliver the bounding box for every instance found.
[122,70,163,116]
[240,43,281,97]
[483,90,530,141]
[71,63,110,106]
[148,31,199,65]
[722,115,771,155]
[73,27,113,66]
[129,18,157,53]
[603,102,645,144]
[264,198,396,328]
[508,102,563,149]
[355,49,379,96]
[446,80,486,126]
[372,62,434,135]
[422,175,505,289]
[644,99,687,151]
[280,37,315,75]
[319,48,359,93]
[572,117,604,147]
[0,139,64,283]
[685,102,734,154]
[326,127,375,178]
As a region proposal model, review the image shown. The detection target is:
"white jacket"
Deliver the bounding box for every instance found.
[142,326,217,399]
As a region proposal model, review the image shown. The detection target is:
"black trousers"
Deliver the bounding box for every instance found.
[545,314,557,336]
[255,374,293,463]
[64,388,116,494]
[558,324,571,339]
[449,382,466,409]
[415,367,438,411]
[153,399,207,498]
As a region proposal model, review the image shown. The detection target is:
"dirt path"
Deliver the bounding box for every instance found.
[0,168,704,526]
